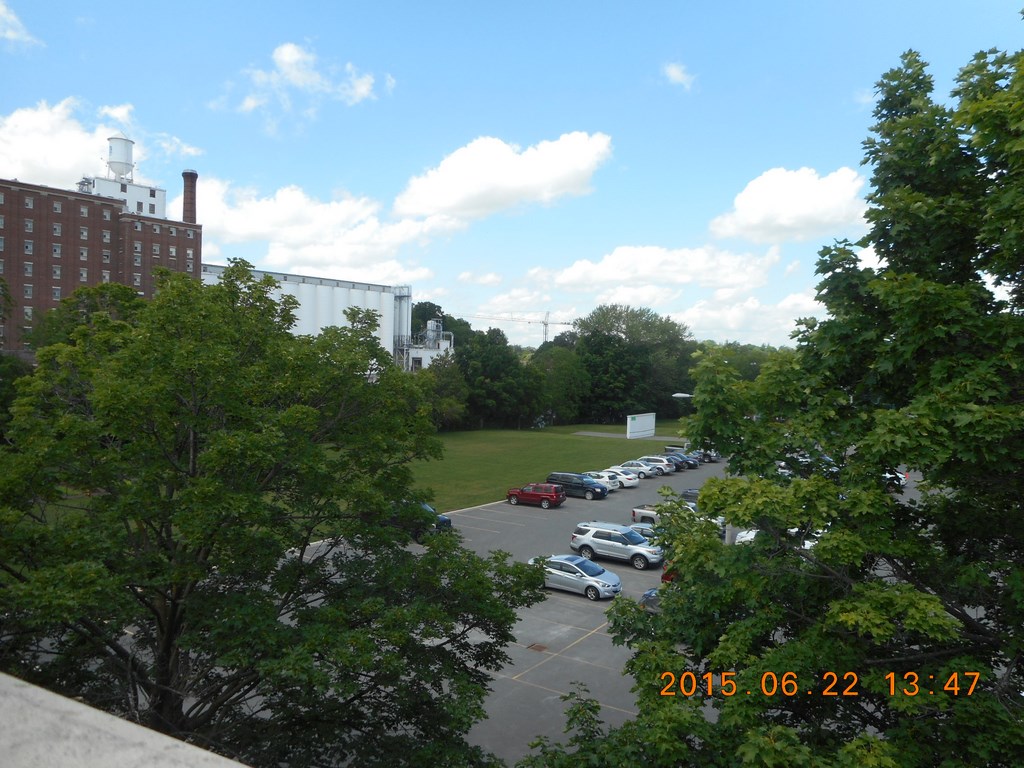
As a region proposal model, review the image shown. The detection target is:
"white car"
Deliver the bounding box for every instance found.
[610,460,662,479]
[637,455,677,473]
[581,470,622,490]
[601,468,639,489]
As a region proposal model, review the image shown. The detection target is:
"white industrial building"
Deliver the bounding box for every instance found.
[200,264,453,371]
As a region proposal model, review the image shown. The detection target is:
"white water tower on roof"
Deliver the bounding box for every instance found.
[106,133,135,181]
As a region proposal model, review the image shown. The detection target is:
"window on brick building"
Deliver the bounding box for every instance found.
[52,287,61,300]
[24,241,33,254]
[53,201,62,213]
[52,244,61,256]
[133,273,142,286]
[134,254,141,267]
[101,270,110,283]
[25,197,34,209]
[152,243,160,256]
[133,241,142,254]
[102,230,111,243]
[25,220,33,233]
[79,247,88,260]
[53,223,62,236]
[102,209,111,221]
[23,284,32,298]
[52,265,61,279]
[24,262,33,276]
[102,250,111,263]
[79,268,87,282]
[80,205,88,217]
[80,227,88,240]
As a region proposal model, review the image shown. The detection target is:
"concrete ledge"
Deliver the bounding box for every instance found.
[1,672,243,768]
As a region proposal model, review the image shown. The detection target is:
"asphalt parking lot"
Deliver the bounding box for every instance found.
[454,454,730,764]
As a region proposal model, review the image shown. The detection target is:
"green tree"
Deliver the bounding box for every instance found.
[21,281,147,349]
[456,327,543,429]
[0,260,542,767]
[573,304,696,421]
[418,349,470,430]
[519,46,1024,767]
[575,331,653,422]
[529,345,591,425]
[0,352,33,442]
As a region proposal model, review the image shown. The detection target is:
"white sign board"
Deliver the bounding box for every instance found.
[626,412,656,439]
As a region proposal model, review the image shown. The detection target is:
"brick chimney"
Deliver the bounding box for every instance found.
[182,169,198,224]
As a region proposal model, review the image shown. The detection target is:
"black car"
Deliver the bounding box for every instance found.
[390,501,452,542]
[663,452,699,469]
[546,472,609,500]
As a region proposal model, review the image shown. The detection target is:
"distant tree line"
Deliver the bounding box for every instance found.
[412,300,779,430]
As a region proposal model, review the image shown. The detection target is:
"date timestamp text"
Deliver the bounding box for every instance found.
[659,670,981,697]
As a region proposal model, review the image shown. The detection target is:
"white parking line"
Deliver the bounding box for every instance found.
[455,513,527,527]
[486,671,638,718]
[511,620,624,680]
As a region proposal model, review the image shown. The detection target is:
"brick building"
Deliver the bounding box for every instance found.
[0,135,201,352]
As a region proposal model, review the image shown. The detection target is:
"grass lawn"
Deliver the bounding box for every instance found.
[411,421,688,512]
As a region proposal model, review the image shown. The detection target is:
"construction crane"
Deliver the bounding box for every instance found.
[450,310,573,343]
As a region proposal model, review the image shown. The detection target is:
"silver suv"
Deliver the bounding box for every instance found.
[570,521,664,570]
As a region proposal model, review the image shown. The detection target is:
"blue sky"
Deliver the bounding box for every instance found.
[2,2,1021,347]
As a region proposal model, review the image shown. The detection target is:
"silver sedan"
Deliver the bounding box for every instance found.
[528,554,622,600]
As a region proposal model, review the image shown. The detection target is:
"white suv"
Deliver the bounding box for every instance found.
[570,521,664,570]
[637,455,677,473]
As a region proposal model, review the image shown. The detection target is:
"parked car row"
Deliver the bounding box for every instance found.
[509,452,722,602]
[506,447,722,511]
[531,518,666,601]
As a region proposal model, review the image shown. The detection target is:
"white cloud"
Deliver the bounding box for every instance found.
[237,42,377,128]
[0,99,112,186]
[0,99,202,188]
[594,284,682,307]
[663,62,695,90]
[710,166,867,244]
[157,135,203,158]
[393,132,613,219]
[458,271,502,286]
[98,104,134,125]
[856,243,884,271]
[183,176,464,282]
[535,244,779,299]
[678,289,824,346]
[484,289,553,315]
[0,1,41,46]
